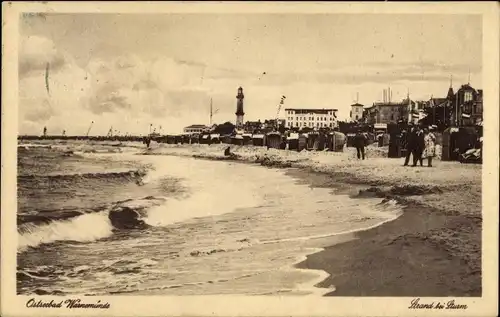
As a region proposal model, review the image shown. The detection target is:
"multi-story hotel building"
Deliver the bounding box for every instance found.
[284,108,338,129]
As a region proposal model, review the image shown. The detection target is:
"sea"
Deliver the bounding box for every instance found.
[16,140,402,296]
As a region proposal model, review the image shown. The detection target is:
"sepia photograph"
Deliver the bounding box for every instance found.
[2,2,498,316]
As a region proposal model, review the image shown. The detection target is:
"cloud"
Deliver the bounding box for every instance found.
[363,60,482,76]
[19,36,67,78]
[18,45,220,135]
[247,59,482,87]
[87,86,132,114]
[22,99,54,123]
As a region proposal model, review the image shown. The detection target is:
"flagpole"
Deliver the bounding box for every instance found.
[209,98,213,126]
[444,101,447,128]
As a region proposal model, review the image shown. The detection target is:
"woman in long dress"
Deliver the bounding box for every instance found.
[422,127,437,167]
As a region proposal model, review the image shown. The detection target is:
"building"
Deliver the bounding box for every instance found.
[452,84,482,126]
[236,87,245,128]
[349,103,364,122]
[183,124,209,134]
[284,108,338,129]
[243,120,262,133]
[363,100,413,125]
[422,83,483,128]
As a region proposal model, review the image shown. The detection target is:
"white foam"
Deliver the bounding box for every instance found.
[109,154,262,227]
[18,212,113,251]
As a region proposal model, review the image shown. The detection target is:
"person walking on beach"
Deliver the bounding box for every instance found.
[143,136,151,148]
[422,127,437,167]
[413,126,425,167]
[403,124,416,166]
[354,129,367,160]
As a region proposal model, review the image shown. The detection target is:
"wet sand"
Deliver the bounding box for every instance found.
[288,169,481,297]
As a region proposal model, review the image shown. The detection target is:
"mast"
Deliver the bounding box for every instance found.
[209,98,213,125]
[432,97,436,126]
[275,95,286,130]
[407,88,411,123]
[209,97,219,126]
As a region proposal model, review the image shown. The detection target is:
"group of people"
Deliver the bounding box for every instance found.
[352,124,437,167]
[403,123,437,167]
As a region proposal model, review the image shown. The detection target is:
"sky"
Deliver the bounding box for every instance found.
[19,13,482,135]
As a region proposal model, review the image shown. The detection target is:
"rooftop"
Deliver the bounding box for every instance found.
[284,108,338,112]
[184,124,208,129]
[372,101,409,107]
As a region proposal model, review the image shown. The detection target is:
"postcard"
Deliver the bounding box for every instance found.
[2,1,498,316]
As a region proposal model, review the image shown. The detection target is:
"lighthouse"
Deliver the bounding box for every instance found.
[235,87,245,127]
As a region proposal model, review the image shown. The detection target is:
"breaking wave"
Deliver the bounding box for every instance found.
[17,196,168,252]
[18,170,147,183]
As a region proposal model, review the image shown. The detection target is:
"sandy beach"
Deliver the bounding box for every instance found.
[145,142,482,296]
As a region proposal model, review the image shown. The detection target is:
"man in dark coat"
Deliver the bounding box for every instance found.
[403,124,416,166]
[413,126,425,166]
[354,129,367,160]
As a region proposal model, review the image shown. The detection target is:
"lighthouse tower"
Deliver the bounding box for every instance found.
[235,87,245,127]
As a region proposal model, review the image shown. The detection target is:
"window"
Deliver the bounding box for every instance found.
[473,104,477,113]
[464,91,473,102]
[296,122,299,127]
